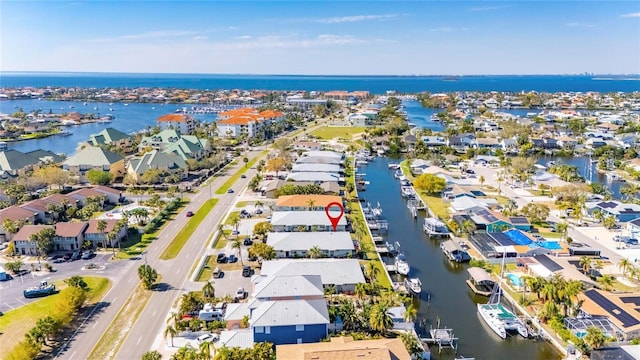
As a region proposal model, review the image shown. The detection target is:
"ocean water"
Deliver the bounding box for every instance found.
[1,72,639,94]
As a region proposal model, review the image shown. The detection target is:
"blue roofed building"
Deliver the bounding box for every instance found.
[251,299,329,345]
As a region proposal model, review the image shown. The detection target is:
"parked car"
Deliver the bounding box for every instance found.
[216,253,227,263]
[227,254,238,263]
[235,287,247,300]
[240,174,247,179]
[227,189,234,194]
[465,169,475,174]
[232,230,240,236]
[255,209,263,215]
[81,250,94,260]
[627,238,639,246]
[196,333,219,344]
[243,237,253,246]
[71,250,81,261]
[186,211,194,217]
[212,267,223,279]
[63,252,73,261]
[242,266,253,278]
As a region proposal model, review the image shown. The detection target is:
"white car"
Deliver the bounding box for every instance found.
[196,333,219,344]
[235,287,247,300]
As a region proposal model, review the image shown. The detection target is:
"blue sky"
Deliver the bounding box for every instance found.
[1,1,639,75]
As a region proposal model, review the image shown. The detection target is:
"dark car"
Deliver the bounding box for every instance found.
[465,169,475,174]
[216,253,227,263]
[63,252,73,261]
[240,174,247,179]
[186,211,194,217]
[627,238,639,246]
[243,237,253,246]
[242,266,253,277]
[227,254,238,263]
[227,189,234,194]
[71,250,81,261]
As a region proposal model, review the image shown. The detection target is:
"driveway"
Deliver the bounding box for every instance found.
[212,269,256,300]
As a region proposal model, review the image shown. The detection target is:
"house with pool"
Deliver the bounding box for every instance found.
[453,208,531,234]
[468,229,569,258]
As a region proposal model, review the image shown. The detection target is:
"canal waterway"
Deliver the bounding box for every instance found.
[361,157,559,360]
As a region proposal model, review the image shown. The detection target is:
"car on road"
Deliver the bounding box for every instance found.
[255,209,263,215]
[227,254,238,263]
[186,211,194,217]
[243,237,253,246]
[242,266,253,277]
[53,257,66,263]
[627,238,639,246]
[81,250,94,260]
[227,189,234,194]
[240,174,246,178]
[216,253,227,263]
[232,230,240,236]
[465,169,475,174]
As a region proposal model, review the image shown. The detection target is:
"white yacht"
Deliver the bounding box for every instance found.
[477,287,528,339]
[405,277,422,294]
[395,253,410,276]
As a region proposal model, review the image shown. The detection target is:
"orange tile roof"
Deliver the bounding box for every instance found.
[259,110,284,119]
[86,219,119,234]
[55,222,88,237]
[157,114,193,123]
[276,195,342,208]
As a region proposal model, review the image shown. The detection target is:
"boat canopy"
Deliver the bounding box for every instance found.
[467,267,493,283]
[441,240,461,253]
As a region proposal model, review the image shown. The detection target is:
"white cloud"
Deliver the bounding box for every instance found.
[565,22,595,28]
[317,14,398,24]
[234,35,253,40]
[429,27,453,32]
[192,36,208,40]
[620,12,640,18]
[119,30,198,40]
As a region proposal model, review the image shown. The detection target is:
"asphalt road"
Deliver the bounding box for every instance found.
[0,253,129,312]
[53,151,262,360]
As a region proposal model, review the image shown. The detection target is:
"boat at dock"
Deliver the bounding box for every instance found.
[395,253,410,275]
[394,169,402,179]
[388,163,400,170]
[405,277,422,294]
[0,142,7,150]
[401,186,416,199]
[440,239,471,263]
[477,286,527,339]
[56,130,72,136]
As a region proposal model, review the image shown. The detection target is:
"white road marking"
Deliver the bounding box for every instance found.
[69,351,76,360]
[136,336,142,345]
[92,320,99,329]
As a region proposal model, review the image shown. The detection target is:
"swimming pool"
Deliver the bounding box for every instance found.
[504,229,532,245]
[536,241,562,250]
[507,273,524,287]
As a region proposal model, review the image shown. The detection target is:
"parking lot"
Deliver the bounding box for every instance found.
[211,269,256,300]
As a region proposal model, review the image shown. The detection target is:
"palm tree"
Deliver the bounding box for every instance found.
[478,175,485,188]
[164,324,178,347]
[460,219,476,237]
[404,303,417,323]
[555,222,568,242]
[355,283,368,304]
[199,340,213,360]
[254,200,264,212]
[618,258,632,280]
[217,224,227,240]
[598,274,615,291]
[232,238,244,265]
[584,326,607,350]
[142,350,162,360]
[579,256,592,274]
[306,199,316,210]
[369,302,393,334]
[365,261,380,283]
[324,284,337,304]
[308,245,322,259]
[107,231,117,257]
[339,300,360,331]
[202,281,215,301]
[229,214,241,235]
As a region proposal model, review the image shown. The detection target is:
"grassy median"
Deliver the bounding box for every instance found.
[160,198,219,260]
[215,151,266,194]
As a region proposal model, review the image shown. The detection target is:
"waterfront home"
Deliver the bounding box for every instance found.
[616,134,638,149]
[251,299,329,345]
[531,138,560,150]
[473,155,500,167]
[578,289,640,341]
[474,137,501,150]
[276,336,411,360]
[156,113,197,134]
[266,232,354,258]
[348,113,371,127]
[0,149,56,178]
[85,127,131,148]
[449,197,499,213]
[285,97,328,110]
[297,150,344,162]
[530,170,571,189]
[261,180,341,198]
[447,133,475,152]
[589,345,640,360]
[421,135,446,148]
[556,135,578,149]
[517,255,593,285]
[501,138,518,154]
[216,330,254,350]
[137,129,210,160]
[293,141,321,151]
[585,138,608,149]
[270,211,347,232]
[457,208,531,233]
[285,172,342,184]
[442,184,482,200]
[628,218,640,239]
[409,159,431,173]
[290,163,343,174]
[274,195,342,211]
[387,305,415,331]
[257,259,365,293]
[0,206,37,242]
[84,219,127,248]
[587,201,640,223]
[62,146,125,183]
[626,158,640,172]
[125,150,187,183]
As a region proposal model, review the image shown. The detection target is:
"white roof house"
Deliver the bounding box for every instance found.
[250,299,330,328]
[291,163,343,173]
[257,259,365,292]
[295,156,344,165]
[270,211,347,232]
[253,275,324,300]
[300,151,344,160]
[216,329,254,350]
[266,232,354,258]
[286,172,342,183]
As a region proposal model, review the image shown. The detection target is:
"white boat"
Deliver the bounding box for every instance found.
[405,277,422,294]
[0,141,7,150]
[395,253,410,275]
[430,114,440,121]
[57,130,72,136]
[477,287,528,339]
[388,163,400,170]
[401,186,416,199]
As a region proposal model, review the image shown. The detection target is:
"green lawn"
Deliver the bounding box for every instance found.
[196,255,216,282]
[0,276,111,359]
[421,195,450,221]
[215,151,266,194]
[309,126,366,140]
[159,198,219,260]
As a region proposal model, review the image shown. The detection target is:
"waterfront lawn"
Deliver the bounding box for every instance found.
[309,126,366,140]
[0,276,110,358]
[215,151,266,194]
[160,198,219,260]
[421,195,450,221]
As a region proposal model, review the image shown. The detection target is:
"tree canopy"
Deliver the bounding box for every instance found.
[414,173,446,195]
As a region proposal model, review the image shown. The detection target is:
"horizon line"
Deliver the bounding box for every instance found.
[1,70,639,77]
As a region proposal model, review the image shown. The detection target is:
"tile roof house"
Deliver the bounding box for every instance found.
[53,222,88,252]
[13,224,52,255]
[138,129,210,160]
[270,211,347,232]
[0,206,37,242]
[216,108,284,138]
[87,127,131,147]
[156,114,196,134]
[276,336,411,360]
[126,150,187,183]
[0,149,62,177]
[266,232,355,258]
[62,146,125,183]
[84,219,127,247]
[274,195,342,211]
[257,259,365,293]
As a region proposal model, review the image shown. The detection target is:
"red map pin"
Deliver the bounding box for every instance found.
[325,202,344,231]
